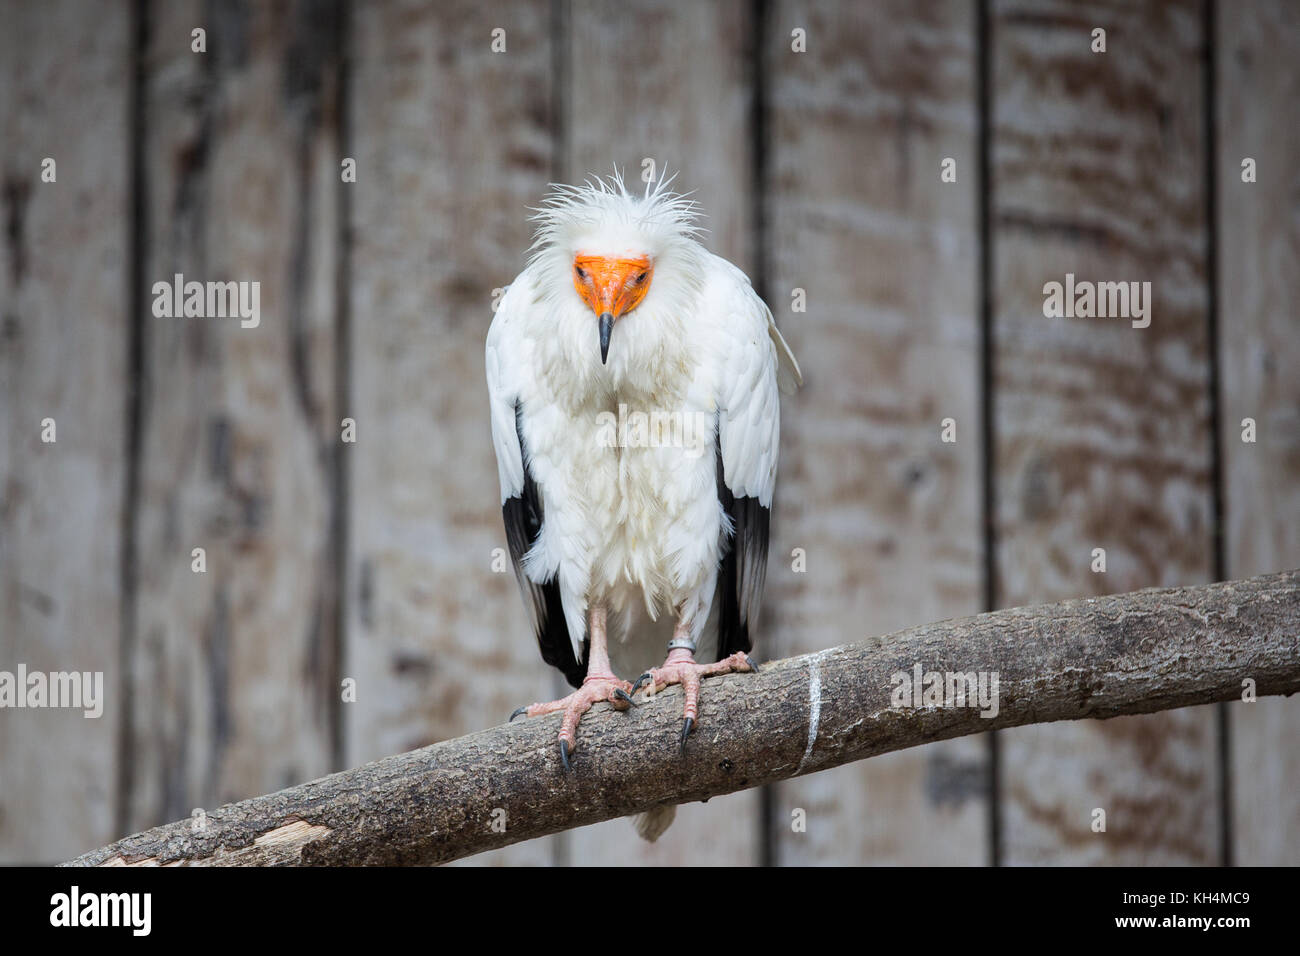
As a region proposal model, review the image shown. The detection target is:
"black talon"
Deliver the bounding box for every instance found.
[631,672,652,694]
[509,706,528,722]
[559,738,571,772]
[744,655,759,673]
[614,688,637,707]
[679,716,694,755]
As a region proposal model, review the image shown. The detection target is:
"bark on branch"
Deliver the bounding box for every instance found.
[65,570,1300,866]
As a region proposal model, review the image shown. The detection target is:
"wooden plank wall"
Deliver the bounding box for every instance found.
[990,0,1218,864]
[0,0,131,863]
[1217,0,1300,865]
[765,0,988,865]
[1,0,1298,866]
[125,0,343,838]
[344,0,558,866]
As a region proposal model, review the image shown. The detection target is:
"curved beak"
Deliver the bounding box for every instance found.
[571,254,654,366]
[599,312,615,364]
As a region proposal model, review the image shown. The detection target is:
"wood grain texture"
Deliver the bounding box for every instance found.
[560,0,763,867]
[991,0,1217,864]
[0,0,131,863]
[344,0,558,866]
[125,0,342,833]
[764,0,988,865]
[1216,0,1300,865]
[67,571,1300,867]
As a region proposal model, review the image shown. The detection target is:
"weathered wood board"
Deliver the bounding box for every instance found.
[991,0,1218,864]
[1216,0,1300,866]
[0,0,131,862]
[561,0,764,868]
[125,0,342,832]
[344,0,559,865]
[765,0,989,865]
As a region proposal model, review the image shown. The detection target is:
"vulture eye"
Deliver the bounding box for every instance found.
[574,265,587,279]
[636,272,647,283]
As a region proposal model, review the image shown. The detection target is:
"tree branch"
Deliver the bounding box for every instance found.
[65,570,1300,866]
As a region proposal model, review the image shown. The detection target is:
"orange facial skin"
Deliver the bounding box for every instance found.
[572,253,654,320]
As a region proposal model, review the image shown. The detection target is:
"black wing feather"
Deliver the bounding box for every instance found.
[714,431,770,660]
[503,402,587,688]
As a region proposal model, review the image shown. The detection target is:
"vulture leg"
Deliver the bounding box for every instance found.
[508,605,634,770]
[630,621,758,754]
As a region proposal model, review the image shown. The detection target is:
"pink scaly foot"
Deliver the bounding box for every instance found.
[508,605,633,770]
[630,645,759,754]
[510,676,634,770]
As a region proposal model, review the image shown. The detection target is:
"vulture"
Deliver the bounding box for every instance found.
[486,173,800,839]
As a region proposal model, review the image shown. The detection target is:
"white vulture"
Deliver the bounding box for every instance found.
[486,173,800,839]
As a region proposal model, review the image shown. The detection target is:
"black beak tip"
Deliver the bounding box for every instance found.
[598,312,614,364]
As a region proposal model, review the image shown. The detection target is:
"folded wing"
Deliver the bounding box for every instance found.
[486,271,587,687]
[708,257,800,658]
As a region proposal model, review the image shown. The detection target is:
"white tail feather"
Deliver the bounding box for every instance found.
[633,805,677,842]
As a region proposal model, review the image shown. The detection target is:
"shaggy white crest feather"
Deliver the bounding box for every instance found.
[528,170,703,266]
